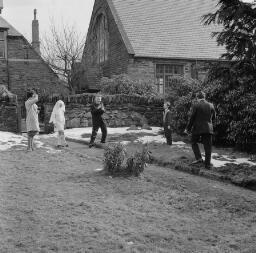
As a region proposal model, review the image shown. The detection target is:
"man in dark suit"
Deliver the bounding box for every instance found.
[184,91,216,169]
[163,102,172,145]
[89,95,107,148]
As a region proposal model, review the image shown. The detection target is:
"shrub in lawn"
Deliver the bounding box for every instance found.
[103,144,151,177]
[103,143,126,176]
[126,145,151,177]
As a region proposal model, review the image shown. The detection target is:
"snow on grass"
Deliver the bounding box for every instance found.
[64,127,162,136]
[63,127,187,146]
[210,153,256,168]
[63,127,164,143]
[135,134,186,146]
[0,131,61,153]
[34,139,61,154]
[1,129,255,167]
[200,153,256,168]
[0,131,26,150]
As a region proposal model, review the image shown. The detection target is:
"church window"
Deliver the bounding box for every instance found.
[94,14,109,63]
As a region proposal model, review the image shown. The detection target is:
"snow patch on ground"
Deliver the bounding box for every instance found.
[135,135,186,145]
[64,127,186,146]
[65,127,161,136]
[1,129,256,167]
[210,153,256,168]
[0,131,61,153]
[0,132,26,150]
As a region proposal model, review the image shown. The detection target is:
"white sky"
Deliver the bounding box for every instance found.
[2,0,95,42]
[1,0,254,43]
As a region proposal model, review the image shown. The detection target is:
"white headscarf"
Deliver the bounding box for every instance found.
[49,100,65,125]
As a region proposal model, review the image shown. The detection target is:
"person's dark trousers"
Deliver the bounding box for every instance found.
[191,134,212,167]
[89,122,107,144]
[164,127,172,145]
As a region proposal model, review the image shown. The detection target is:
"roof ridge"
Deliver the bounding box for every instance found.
[0,16,22,36]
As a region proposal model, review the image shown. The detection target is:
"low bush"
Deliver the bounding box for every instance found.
[103,143,150,177]
[126,146,151,177]
[103,143,126,175]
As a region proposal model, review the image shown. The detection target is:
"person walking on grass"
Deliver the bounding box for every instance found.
[184,91,216,169]
[49,100,68,148]
[25,89,40,151]
[89,95,107,148]
[163,101,172,145]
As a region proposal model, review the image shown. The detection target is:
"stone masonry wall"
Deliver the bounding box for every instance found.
[44,94,163,133]
[80,0,130,90]
[0,96,20,133]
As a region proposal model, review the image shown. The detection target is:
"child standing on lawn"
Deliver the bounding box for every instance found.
[49,100,68,148]
[89,95,107,148]
[25,89,40,151]
[163,102,172,145]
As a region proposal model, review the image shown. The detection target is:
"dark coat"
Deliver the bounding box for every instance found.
[91,103,105,126]
[187,99,216,135]
[163,110,172,139]
[163,110,171,129]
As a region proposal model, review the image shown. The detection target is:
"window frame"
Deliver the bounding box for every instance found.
[0,30,7,59]
[155,63,184,94]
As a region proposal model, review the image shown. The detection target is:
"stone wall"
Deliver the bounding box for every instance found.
[44,94,163,133]
[0,97,20,133]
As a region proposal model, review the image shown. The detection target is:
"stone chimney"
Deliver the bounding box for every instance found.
[0,0,3,14]
[32,9,40,55]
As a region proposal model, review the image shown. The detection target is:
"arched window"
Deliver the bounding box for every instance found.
[94,14,109,63]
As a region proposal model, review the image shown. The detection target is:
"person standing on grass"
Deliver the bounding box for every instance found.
[49,100,68,148]
[184,91,216,169]
[25,89,40,151]
[163,101,172,145]
[89,95,107,148]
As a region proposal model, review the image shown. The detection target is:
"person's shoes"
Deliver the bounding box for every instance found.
[89,143,95,148]
[191,159,204,165]
[65,144,69,147]
[100,141,106,144]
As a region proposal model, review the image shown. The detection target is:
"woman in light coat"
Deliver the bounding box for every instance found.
[25,90,40,151]
[49,100,68,148]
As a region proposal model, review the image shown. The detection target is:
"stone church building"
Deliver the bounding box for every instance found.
[80,0,226,93]
[0,3,67,101]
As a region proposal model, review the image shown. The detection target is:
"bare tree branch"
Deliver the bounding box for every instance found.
[41,18,86,92]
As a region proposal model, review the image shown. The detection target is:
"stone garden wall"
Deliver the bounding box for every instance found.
[0,96,20,133]
[44,94,164,133]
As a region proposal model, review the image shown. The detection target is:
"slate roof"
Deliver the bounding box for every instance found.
[0,16,22,36]
[107,0,226,60]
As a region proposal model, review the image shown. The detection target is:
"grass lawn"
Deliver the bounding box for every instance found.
[0,138,256,252]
